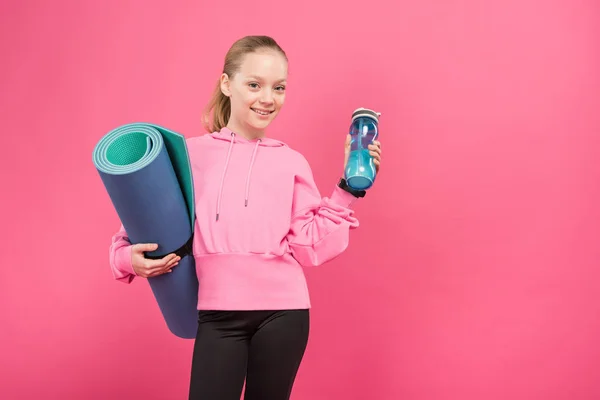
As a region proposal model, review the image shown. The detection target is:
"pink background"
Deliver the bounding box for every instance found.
[1,0,599,399]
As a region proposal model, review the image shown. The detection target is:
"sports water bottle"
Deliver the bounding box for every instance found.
[344,107,381,190]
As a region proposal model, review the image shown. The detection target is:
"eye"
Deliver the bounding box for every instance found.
[275,85,286,92]
[248,82,260,89]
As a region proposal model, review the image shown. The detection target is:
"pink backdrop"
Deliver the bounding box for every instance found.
[1,0,599,399]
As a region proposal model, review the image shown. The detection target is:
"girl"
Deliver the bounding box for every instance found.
[109,35,382,400]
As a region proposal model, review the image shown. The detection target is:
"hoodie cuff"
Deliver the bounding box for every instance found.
[115,245,137,276]
[330,185,360,208]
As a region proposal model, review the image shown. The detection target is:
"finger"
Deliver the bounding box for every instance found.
[160,255,180,271]
[145,253,178,269]
[165,255,180,266]
[345,134,351,146]
[146,259,176,274]
[368,144,381,154]
[162,253,178,262]
[144,264,171,275]
[164,264,177,273]
[164,257,181,270]
[164,254,181,269]
[369,150,381,159]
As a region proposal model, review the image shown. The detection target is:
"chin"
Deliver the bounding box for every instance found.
[248,110,278,130]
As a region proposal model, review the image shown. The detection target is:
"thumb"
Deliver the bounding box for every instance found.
[135,243,159,252]
[344,134,351,157]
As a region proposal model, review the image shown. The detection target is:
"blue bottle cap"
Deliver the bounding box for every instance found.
[352,107,381,123]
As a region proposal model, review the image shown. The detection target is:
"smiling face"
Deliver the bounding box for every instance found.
[220,49,288,139]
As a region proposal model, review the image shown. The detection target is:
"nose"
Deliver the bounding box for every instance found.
[260,89,274,105]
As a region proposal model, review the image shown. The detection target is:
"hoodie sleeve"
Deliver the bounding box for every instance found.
[109,224,137,283]
[286,154,360,267]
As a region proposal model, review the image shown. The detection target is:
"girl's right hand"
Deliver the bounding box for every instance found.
[131,243,181,278]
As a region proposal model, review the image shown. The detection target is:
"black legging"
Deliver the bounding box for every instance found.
[188,309,310,400]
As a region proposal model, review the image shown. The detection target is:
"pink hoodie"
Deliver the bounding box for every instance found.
[109,127,360,310]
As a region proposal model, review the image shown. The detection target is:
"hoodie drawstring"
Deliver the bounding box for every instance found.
[245,139,261,207]
[215,133,262,221]
[216,132,235,221]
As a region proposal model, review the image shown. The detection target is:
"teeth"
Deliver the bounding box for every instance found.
[252,108,271,115]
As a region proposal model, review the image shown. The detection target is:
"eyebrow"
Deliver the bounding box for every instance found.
[246,76,287,83]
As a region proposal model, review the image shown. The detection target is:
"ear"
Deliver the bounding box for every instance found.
[220,73,231,97]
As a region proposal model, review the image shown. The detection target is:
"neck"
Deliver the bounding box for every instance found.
[226,118,265,141]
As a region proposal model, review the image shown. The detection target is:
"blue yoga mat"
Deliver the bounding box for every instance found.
[93,122,198,339]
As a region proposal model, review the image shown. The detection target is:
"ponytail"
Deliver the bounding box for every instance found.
[202,79,231,133]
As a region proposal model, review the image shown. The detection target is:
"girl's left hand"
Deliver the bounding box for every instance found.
[344,135,383,173]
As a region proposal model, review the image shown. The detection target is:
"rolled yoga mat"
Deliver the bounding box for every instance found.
[93,122,198,339]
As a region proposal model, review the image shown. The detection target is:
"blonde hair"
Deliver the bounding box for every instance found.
[202,35,288,133]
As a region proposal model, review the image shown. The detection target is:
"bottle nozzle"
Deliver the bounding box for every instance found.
[352,108,381,122]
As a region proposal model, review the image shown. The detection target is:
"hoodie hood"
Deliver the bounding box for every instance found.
[210,127,287,148]
[210,127,287,221]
